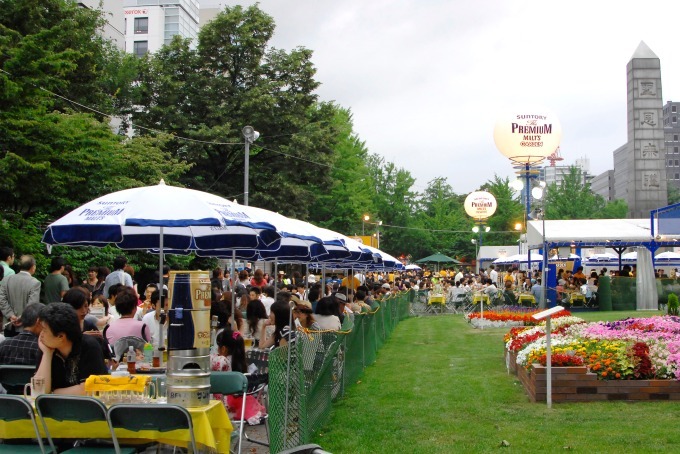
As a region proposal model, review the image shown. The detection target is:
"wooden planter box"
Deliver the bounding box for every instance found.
[516,363,680,402]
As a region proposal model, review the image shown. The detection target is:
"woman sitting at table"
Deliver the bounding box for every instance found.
[104,287,150,349]
[245,298,268,345]
[502,281,518,306]
[259,300,296,348]
[35,303,109,395]
[211,329,266,425]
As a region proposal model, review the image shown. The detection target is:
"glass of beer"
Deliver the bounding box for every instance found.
[243,335,253,350]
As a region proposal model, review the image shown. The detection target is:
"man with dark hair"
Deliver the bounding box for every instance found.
[0,303,43,366]
[0,255,41,325]
[103,255,133,298]
[35,303,108,394]
[43,256,69,304]
[0,246,15,284]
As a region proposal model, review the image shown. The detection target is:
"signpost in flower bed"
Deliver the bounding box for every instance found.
[531,305,565,408]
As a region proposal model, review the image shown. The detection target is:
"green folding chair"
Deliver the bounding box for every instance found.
[107,404,196,453]
[209,371,248,454]
[0,365,36,395]
[35,394,135,454]
[0,394,50,453]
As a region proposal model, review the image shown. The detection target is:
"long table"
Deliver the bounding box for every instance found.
[0,399,232,452]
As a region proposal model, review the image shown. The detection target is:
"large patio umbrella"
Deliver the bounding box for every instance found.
[41,181,318,303]
[415,253,461,272]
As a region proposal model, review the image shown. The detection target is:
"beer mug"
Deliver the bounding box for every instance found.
[24,376,46,399]
[243,334,254,350]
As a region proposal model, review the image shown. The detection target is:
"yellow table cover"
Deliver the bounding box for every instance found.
[0,400,232,452]
[84,374,151,393]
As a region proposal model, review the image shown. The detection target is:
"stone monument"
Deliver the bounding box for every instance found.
[614,41,668,217]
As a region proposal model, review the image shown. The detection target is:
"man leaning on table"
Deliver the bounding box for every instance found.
[34,303,108,395]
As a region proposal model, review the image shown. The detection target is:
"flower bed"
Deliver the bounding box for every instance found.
[506,315,680,402]
[466,307,572,329]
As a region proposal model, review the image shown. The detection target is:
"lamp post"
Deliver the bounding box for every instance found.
[532,182,548,308]
[362,214,370,236]
[471,238,478,272]
[242,125,260,206]
[376,220,382,249]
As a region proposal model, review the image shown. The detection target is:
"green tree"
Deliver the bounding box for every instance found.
[479,175,524,245]
[131,5,336,218]
[307,106,376,233]
[543,166,624,220]
[366,155,420,257]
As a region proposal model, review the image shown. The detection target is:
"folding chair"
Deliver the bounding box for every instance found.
[209,371,248,454]
[0,364,36,395]
[35,394,135,454]
[0,394,50,453]
[107,404,196,453]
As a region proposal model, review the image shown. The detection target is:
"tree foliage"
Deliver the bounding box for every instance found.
[130,5,336,218]
[543,167,627,220]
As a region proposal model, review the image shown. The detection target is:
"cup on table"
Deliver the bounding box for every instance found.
[24,376,46,399]
[243,335,254,350]
[157,379,167,403]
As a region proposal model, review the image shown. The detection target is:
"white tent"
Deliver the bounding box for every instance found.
[526,219,657,246]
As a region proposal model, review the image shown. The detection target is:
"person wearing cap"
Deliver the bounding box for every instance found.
[381,282,391,294]
[291,296,320,330]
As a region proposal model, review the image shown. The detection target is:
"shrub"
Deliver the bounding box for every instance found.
[669,293,679,316]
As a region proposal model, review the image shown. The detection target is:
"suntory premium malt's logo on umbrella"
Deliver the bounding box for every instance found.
[494,110,562,164]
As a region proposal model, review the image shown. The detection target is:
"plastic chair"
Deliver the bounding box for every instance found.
[0,364,36,395]
[107,404,196,453]
[209,371,248,454]
[0,394,50,453]
[35,394,135,454]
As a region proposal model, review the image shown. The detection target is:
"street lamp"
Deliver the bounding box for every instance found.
[532,181,548,308]
[242,125,260,206]
[362,214,370,235]
[471,238,478,271]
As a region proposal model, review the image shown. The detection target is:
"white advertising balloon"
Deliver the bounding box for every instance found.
[494,110,562,164]
[464,191,497,220]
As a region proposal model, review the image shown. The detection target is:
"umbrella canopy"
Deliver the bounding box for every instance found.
[655,251,680,260]
[415,253,462,265]
[405,264,421,270]
[42,180,282,250]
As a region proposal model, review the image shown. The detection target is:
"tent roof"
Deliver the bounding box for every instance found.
[525,218,680,249]
[478,245,519,261]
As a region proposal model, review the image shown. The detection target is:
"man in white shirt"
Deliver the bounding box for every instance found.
[103,256,134,298]
[454,268,464,285]
[488,265,498,287]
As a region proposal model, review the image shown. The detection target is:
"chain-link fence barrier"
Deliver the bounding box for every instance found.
[268,290,412,452]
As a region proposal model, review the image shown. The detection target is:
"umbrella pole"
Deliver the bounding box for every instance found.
[274,260,278,301]
[231,250,237,331]
[158,227,165,354]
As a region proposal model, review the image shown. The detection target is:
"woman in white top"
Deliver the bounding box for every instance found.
[313,296,341,331]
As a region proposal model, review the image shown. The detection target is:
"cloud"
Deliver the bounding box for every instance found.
[202,0,680,193]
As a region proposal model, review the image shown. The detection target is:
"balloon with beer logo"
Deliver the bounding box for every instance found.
[493,109,562,164]
[464,191,497,221]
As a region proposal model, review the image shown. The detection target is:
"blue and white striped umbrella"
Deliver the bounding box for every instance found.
[42,180,283,250]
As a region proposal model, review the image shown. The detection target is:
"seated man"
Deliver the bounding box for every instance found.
[0,302,42,366]
[503,281,518,306]
[34,303,108,395]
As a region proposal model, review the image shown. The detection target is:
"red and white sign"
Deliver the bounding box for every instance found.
[125,9,148,15]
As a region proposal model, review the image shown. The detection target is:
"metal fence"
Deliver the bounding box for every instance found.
[268,290,411,452]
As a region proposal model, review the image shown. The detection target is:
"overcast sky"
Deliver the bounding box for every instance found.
[202,0,680,194]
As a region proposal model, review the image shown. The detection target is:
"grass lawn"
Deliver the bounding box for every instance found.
[312,311,680,453]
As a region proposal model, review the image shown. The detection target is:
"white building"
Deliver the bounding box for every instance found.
[123,0,199,57]
[78,0,125,49]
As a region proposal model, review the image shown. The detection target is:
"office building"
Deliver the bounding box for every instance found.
[123,0,200,57]
[77,0,125,49]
